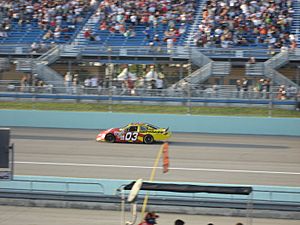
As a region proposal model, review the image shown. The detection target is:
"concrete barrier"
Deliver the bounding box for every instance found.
[1,176,300,203]
[0,110,300,136]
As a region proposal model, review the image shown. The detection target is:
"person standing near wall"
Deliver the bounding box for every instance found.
[64,72,72,94]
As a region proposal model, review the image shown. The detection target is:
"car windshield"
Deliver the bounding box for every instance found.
[121,124,140,130]
[140,126,148,131]
[147,124,159,129]
[128,126,138,132]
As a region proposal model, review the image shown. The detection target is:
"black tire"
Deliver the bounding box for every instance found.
[105,133,115,143]
[143,134,154,144]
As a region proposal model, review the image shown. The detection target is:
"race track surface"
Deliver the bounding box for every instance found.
[1,206,300,225]
[10,127,300,186]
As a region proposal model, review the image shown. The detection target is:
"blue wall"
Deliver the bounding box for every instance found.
[0,110,300,136]
[0,176,299,203]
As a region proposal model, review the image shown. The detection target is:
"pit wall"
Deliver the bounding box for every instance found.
[0,175,299,203]
[0,110,300,136]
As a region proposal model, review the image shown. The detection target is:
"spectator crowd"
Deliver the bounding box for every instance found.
[194,0,297,49]
[94,0,197,45]
[0,0,96,42]
[0,0,298,50]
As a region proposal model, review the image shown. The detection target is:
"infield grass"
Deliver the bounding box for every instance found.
[0,101,299,118]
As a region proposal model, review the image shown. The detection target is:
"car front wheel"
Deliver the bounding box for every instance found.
[105,133,115,143]
[143,135,154,144]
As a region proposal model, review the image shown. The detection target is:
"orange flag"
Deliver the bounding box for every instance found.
[162,142,169,173]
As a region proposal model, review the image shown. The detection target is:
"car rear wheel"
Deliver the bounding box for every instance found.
[143,135,154,144]
[105,133,115,143]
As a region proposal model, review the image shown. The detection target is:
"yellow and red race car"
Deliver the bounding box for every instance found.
[96,123,171,144]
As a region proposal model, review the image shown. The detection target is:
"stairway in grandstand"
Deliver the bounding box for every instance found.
[61,2,101,57]
[16,46,65,92]
[291,0,300,47]
[171,49,231,89]
[184,0,206,46]
[245,51,298,88]
[1,1,101,91]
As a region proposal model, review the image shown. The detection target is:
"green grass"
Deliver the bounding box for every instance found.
[1,101,299,118]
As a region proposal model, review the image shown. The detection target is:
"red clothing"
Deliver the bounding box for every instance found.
[127,79,134,90]
[84,30,91,39]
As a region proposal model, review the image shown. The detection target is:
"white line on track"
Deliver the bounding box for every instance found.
[15,161,300,175]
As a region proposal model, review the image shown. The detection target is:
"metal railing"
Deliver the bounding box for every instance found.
[0,58,9,71]
[0,44,289,60]
[37,45,61,65]
[245,63,265,76]
[0,85,297,107]
[34,63,64,88]
[191,48,212,67]
[264,51,289,69]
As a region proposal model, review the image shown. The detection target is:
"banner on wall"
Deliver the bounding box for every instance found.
[162,142,169,173]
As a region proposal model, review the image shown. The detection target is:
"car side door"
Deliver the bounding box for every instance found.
[124,126,139,142]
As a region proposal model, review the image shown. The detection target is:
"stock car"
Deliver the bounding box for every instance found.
[96,123,171,144]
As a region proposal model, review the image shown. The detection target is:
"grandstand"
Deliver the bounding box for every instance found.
[0,0,97,45]
[1,0,299,47]
[0,0,299,103]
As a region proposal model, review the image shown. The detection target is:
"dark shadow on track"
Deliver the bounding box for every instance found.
[11,135,289,149]
[169,141,288,149]
[12,135,164,144]
[12,135,91,141]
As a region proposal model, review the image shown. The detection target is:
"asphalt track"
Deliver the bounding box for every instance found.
[2,127,300,225]
[1,205,300,225]
[9,127,300,186]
